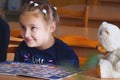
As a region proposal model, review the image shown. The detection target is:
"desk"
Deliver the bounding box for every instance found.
[0,75,40,80]
[63,73,120,80]
[10,36,23,42]
[0,73,99,80]
[55,25,98,41]
[0,72,119,80]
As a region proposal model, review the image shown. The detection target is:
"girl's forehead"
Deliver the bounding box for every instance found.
[19,12,48,27]
[22,10,43,18]
[20,11,44,22]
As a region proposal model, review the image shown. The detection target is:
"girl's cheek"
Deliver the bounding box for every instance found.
[21,31,25,38]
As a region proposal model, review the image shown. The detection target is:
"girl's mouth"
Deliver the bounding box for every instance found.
[25,38,34,42]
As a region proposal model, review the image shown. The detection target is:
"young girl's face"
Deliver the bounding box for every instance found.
[19,11,55,50]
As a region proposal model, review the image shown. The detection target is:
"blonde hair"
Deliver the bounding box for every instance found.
[20,0,59,25]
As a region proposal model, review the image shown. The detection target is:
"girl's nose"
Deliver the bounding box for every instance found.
[23,30,30,38]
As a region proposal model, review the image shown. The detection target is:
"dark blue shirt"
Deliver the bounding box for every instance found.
[0,17,10,62]
[14,38,79,70]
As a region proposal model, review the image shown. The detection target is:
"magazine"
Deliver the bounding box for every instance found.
[0,61,77,80]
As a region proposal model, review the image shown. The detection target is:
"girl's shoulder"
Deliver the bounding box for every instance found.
[18,41,28,49]
[55,38,74,52]
[55,38,68,47]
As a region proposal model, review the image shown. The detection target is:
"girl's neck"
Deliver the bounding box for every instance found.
[37,36,55,50]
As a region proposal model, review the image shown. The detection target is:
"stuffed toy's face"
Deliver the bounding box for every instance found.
[98,22,120,52]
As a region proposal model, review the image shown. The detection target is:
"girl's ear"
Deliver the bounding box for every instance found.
[48,21,56,32]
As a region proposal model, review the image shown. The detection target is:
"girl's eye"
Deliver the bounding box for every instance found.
[31,26,38,31]
[21,26,26,31]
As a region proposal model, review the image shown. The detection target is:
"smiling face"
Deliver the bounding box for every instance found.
[19,11,56,50]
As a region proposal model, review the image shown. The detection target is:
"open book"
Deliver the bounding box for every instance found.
[0,61,78,80]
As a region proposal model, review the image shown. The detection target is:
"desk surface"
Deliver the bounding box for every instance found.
[0,72,120,80]
[0,73,99,80]
[0,75,40,80]
[55,26,98,41]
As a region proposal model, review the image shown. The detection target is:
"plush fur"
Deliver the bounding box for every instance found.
[98,22,120,78]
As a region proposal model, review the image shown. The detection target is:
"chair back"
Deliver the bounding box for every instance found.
[7,36,23,60]
[50,0,99,7]
[7,22,22,61]
[57,5,89,27]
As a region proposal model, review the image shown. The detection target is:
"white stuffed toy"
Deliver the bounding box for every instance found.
[98,22,120,78]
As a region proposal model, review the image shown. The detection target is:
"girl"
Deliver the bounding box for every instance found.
[14,0,79,70]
